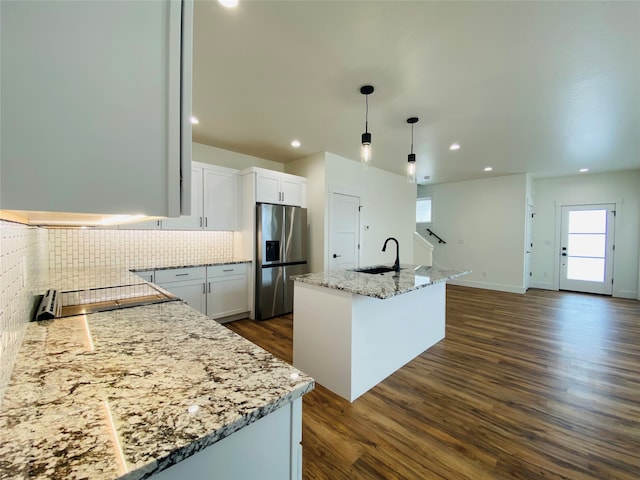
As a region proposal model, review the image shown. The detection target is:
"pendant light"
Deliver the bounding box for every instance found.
[360,85,374,169]
[406,117,419,183]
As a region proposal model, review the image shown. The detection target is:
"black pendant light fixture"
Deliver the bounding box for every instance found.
[360,85,374,169]
[406,117,419,183]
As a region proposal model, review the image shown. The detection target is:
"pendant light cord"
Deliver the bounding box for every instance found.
[411,123,414,154]
[365,95,369,134]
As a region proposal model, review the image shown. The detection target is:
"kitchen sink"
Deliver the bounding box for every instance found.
[355,266,397,275]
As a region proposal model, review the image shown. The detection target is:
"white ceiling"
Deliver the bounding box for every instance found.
[192,1,640,184]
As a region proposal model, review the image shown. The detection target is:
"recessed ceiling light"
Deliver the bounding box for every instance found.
[483,166,493,172]
[579,168,589,173]
[190,116,199,125]
[218,0,239,8]
[291,140,301,148]
[449,143,461,151]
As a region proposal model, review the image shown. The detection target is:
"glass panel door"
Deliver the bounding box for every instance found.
[559,205,614,295]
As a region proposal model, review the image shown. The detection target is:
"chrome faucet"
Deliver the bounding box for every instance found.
[382,237,400,272]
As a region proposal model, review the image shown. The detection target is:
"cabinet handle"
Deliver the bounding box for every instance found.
[203,283,206,294]
[175,273,189,277]
[200,217,203,228]
[205,217,208,228]
[208,282,211,293]
[223,269,234,272]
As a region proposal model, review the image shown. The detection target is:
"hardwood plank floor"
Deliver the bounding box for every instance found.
[226,286,640,479]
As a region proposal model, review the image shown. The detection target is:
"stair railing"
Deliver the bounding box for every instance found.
[425,228,446,244]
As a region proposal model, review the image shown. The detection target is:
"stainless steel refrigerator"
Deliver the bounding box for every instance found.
[256,203,308,320]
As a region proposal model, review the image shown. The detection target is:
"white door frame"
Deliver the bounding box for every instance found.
[553,202,618,293]
[326,184,362,272]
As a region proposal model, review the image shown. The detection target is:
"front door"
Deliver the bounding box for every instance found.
[328,192,360,270]
[559,204,615,295]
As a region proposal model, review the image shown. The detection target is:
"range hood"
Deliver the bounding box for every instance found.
[1,210,161,227]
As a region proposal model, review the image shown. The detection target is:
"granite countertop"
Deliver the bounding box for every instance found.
[134,259,251,272]
[293,264,470,299]
[0,301,314,480]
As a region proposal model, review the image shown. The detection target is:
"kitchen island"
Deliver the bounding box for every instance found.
[292,264,468,402]
[0,265,314,480]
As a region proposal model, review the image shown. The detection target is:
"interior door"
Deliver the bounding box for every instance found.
[328,192,360,270]
[559,204,615,295]
[524,203,534,290]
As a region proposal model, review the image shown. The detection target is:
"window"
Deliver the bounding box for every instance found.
[416,197,432,224]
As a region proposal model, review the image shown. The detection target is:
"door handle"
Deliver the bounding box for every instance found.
[561,253,567,256]
[333,254,341,258]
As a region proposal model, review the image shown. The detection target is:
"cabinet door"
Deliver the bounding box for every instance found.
[256,172,282,204]
[158,280,207,315]
[203,168,238,230]
[118,219,161,230]
[134,270,155,283]
[280,178,303,207]
[207,276,249,320]
[0,0,192,218]
[162,167,204,230]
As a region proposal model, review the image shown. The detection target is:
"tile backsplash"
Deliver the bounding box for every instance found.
[0,220,48,405]
[48,228,235,270]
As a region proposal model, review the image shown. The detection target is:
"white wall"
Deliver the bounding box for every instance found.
[285,153,326,273]
[287,152,416,273]
[531,170,640,299]
[193,143,285,172]
[324,153,416,270]
[419,174,528,293]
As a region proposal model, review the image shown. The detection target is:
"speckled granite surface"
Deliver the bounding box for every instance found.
[144,259,250,271]
[293,264,470,299]
[0,301,313,480]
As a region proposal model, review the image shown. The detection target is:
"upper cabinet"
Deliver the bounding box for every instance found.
[0,0,193,219]
[253,169,307,207]
[162,162,239,231]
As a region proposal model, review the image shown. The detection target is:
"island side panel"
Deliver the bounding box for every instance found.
[350,282,446,401]
[293,283,354,400]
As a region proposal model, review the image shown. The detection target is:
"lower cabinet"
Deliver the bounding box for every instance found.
[134,270,155,283]
[152,398,302,480]
[207,264,249,321]
[156,267,208,315]
[154,264,248,322]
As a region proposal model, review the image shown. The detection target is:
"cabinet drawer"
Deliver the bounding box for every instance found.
[155,266,206,283]
[208,263,248,278]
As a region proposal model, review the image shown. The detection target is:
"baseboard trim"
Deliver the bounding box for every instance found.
[449,279,526,294]
[530,281,556,290]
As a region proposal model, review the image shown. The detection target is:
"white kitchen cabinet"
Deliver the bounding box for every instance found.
[255,169,306,207]
[162,167,204,230]
[152,398,303,480]
[118,219,162,230]
[135,270,155,283]
[203,167,239,231]
[207,264,249,321]
[155,267,207,315]
[163,163,238,231]
[156,264,249,321]
[0,0,193,219]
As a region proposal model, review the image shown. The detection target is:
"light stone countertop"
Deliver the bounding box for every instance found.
[293,264,470,299]
[0,301,313,480]
[1,261,313,479]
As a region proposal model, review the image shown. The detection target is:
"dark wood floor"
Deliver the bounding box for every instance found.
[226,286,640,479]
